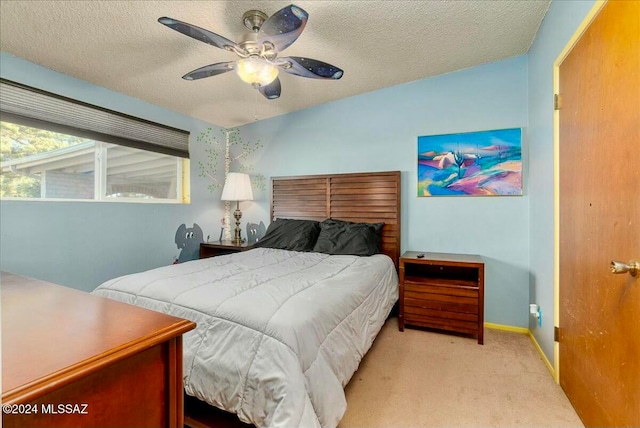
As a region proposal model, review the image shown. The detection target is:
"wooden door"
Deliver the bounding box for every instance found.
[558,0,640,425]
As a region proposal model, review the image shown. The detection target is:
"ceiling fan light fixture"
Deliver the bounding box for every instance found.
[159,4,342,100]
[236,57,279,87]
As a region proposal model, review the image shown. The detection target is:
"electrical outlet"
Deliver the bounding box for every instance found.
[529,304,542,327]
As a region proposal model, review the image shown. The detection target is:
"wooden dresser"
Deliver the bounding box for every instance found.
[399,252,485,344]
[1,272,196,427]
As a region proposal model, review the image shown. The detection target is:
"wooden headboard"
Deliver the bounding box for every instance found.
[270,171,401,269]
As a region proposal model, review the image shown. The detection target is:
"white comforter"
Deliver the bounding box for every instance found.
[93,248,398,428]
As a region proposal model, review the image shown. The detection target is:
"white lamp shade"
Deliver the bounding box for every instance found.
[221,172,254,201]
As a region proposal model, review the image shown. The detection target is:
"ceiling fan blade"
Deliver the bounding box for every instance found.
[182,62,236,80]
[158,17,241,51]
[258,5,308,52]
[279,57,344,80]
[258,77,281,100]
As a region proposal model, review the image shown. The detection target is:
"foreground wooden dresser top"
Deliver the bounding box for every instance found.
[1,271,195,427]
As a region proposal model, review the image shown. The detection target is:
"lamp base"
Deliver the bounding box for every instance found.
[232,204,243,244]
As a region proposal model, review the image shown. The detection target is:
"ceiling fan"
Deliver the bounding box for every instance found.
[158,4,344,100]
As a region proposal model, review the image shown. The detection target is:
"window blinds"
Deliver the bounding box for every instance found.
[0,79,190,158]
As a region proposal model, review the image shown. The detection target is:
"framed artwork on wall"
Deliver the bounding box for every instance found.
[417,128,522,196]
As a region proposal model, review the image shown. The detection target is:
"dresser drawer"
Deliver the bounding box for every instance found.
[404,298,478,315]
[404,282,478,297]
[405,293,477,309]
[404,305,478,322]
[404,313,479,335]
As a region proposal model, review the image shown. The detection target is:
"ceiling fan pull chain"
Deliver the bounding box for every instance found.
[254,89,259,122]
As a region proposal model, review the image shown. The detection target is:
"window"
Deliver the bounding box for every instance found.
[1,122,184,200]
[0,79,190,203]
[104,144,180,200]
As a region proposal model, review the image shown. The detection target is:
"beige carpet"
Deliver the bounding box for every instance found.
[340,318,583,427]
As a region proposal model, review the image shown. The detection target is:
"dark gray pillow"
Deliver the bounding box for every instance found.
[313,219,384,256]
[253,218,320,252]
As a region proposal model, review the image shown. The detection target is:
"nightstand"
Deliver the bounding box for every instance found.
[399,251,485,344]
[199,241,254,259]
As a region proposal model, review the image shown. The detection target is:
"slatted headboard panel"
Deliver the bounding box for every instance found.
[271,171,401,269]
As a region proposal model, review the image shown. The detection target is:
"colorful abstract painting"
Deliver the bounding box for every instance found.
[418,128,522,196]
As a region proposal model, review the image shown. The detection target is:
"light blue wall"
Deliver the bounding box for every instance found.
[1,0,599,342]
[0,53,227,291]
[527,1,597,364]
[240,56,531,328]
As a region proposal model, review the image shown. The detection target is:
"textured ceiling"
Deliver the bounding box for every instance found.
[0,1,550,128]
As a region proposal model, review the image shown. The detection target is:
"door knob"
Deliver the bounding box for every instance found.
[610,260,639,277]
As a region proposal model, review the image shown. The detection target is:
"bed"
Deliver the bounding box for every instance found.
[92,171,401,428]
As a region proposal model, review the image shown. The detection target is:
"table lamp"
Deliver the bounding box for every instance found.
[221,172,254,244]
